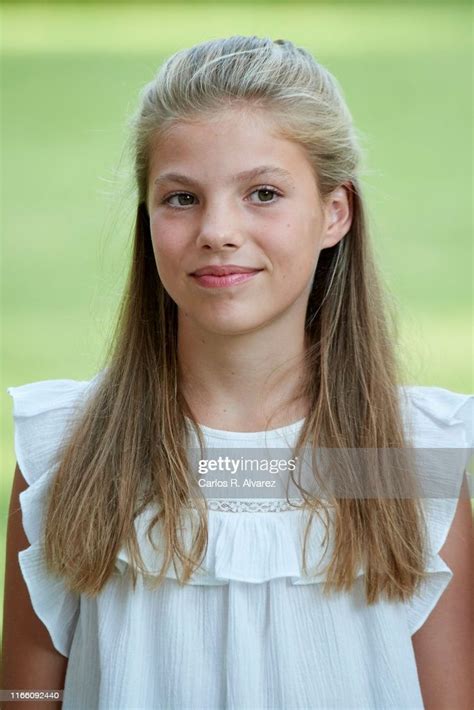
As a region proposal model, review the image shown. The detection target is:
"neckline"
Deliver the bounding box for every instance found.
[184,415,306,440]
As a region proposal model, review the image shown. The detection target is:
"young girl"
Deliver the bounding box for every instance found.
[3,36,473,710]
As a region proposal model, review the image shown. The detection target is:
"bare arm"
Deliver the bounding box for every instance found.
[412,472,473,710]
[1,464,68,709]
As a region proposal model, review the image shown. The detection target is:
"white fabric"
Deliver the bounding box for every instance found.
[6,374,473,710]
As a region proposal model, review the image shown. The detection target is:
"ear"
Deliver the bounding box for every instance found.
[321,182,353,250]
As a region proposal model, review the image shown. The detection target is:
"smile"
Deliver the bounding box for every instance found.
[190,270,263,289]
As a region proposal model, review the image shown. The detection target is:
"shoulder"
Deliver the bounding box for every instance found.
[6,370,105,486]
[7,371,104,415]
[399,384,473,441]
[399,385,472,502]
[399,384,472,509]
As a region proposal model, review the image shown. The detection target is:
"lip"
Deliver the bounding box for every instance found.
[191,265,262,276]
[191,270,262,289]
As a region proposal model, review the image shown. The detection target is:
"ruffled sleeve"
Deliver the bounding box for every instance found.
[6,374,102,657]
[400,385,473,635]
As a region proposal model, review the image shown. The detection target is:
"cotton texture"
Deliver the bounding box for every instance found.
[6,374,473,709]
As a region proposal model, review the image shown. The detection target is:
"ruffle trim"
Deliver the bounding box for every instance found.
[114,504,349,586]
[7,374,102,487]
[18,540,80,658]
[7,375,103,657]
[401,387,473,634]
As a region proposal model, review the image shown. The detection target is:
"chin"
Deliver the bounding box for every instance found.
[196,313,269,336]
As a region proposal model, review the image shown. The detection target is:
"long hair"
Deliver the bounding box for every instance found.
[43,36,429,603]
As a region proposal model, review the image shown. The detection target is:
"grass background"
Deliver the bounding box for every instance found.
[1,2,473,646]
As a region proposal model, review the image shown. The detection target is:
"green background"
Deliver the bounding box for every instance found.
[1,2,472,646]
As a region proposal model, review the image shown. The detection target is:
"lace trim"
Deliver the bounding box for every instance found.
[189,498,304,513]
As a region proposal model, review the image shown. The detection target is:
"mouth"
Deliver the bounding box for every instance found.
[190,269,263,289]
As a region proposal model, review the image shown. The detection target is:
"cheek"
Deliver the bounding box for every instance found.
[273,230,320,286]
[150,227,183,263]
[270,222,318,264]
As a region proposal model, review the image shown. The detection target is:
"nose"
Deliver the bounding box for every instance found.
[195,200,243,250]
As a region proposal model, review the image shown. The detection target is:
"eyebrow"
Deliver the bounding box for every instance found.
[153,165,295,189]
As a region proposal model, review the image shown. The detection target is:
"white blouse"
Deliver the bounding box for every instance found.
[6,374,473,710]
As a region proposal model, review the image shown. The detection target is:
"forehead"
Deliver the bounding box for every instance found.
[148,107,316,185]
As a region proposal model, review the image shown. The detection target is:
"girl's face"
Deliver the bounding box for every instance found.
[146,107,350,337]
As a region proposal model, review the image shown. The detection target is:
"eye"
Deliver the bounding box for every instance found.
[247,186,282,204]
[161,185,282,209]
[162,192,196,208]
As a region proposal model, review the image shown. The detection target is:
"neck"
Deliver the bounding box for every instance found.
[177,315,310,432]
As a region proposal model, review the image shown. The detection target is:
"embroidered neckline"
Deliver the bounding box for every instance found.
[187,498,305,513]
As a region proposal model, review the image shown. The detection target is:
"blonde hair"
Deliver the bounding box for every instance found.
[44,35,429,603]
